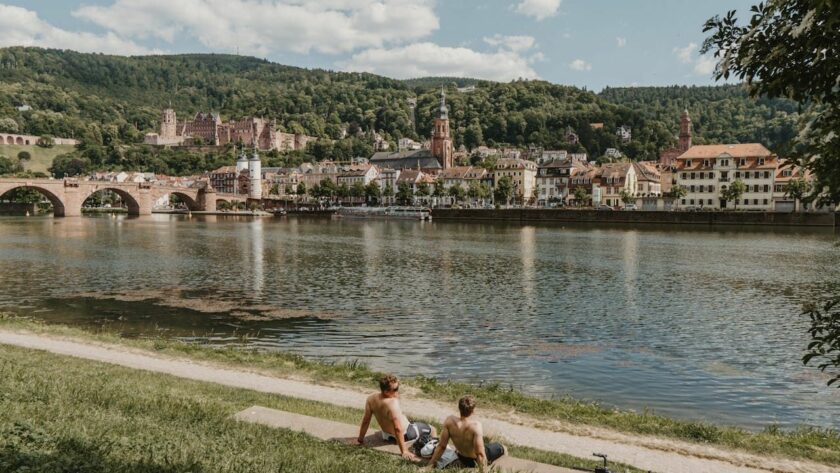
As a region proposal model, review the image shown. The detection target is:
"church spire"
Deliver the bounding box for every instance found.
[439,87,449,120]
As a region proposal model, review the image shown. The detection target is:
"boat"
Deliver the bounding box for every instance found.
[336,206,432,221]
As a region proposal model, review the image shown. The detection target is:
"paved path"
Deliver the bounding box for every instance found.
[0,330,832,473]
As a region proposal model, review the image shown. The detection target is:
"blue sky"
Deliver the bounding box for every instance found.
[0,0,754,90]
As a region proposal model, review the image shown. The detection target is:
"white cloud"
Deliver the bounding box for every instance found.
[569,59,591,71]
[341,42,539,82]
[73,0,439,56]
[0,5,153,55]
[483,34,536,52]
[673,42,717,76]
[694,55,717,75]
[514,0,561,21]
[616,37,626,48]
[673,42,697,64]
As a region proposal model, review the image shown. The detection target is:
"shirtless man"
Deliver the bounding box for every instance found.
[357,374,434,460]
[426,396,506,471]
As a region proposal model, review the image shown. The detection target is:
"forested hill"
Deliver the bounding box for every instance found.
[0,47,802,162]
[599,85,801,151]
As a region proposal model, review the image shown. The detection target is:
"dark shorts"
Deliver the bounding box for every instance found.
[457,442,505,468]
[383,421,433,442]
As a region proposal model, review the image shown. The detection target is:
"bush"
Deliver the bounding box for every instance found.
[17,151,31,161]
[36,136,55,148]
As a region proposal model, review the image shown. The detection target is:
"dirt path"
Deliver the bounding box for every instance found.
[0,330,832,473]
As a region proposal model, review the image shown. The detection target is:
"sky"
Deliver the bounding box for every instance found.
[0,0,755,91]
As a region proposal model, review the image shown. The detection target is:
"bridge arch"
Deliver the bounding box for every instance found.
[0,185,66,216]
[165,191,200,211]
[15,137,23,145]
[82,187,142,215]
[4,136,11,145]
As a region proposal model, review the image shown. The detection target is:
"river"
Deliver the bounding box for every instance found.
[1,214,838,430]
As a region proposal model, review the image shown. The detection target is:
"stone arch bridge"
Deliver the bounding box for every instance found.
[0,178,217,216]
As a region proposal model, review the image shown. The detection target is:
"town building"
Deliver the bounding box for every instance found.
[593,162,637,208]
[493,158,537,204]
[616,125,632,143]
[337,165,380,188]
[633,161,662,197]
[207,145,263,198]
[674,143,778,210]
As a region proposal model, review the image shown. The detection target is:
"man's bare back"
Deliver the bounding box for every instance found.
[441,415,483,459]
[366,392,410,438]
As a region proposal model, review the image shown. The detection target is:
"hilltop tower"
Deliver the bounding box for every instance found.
[160,108,177,140]
[679,109,692,152]
[431,88,453,169]
[248,131,262,201]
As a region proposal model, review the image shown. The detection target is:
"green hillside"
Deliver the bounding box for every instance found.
[0,144,75,173]
[0,47,804,176]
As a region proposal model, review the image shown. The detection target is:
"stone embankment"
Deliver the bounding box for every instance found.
[432,209,839,227]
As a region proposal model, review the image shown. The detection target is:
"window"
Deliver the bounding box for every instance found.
[681,173,687,180]
[690,185,695,192]
[782,169,792,177]
[690,199,695,205]
[681,199,686,205]
[703,160,710,168]
[758,158,765,166]
[739,158,746,166]
[735,171,741,178]
[754,199,759,205]
[708,185,714,192]
[764,185,770,193]
[708,199,713,205]
[763,199,768,205]
[687,160,693,167]
[764,171,770,179]
[690,172,696,179]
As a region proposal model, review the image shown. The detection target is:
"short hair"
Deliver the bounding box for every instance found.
[379,374,399,393]
[458,395,476,417]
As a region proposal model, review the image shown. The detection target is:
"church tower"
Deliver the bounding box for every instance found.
[431,88,454,169]
[679,109,692,152]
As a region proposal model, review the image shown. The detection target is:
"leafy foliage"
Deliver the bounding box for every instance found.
[803,298,840,387]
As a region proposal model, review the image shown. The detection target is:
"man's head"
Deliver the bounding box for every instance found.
[458,395,476,417]
[379,374,400,397]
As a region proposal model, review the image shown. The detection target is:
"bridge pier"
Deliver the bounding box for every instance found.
[197,188,217,213]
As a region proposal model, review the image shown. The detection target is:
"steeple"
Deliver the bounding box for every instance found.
[438,87,449,120]
[679,108,692,152]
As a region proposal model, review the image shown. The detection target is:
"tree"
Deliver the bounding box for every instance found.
[720,179,746,209]
[365,181,381,205]
[573,186,590,207]
[448,184,465,204]
[467,181,482,202]
[383,183,394,203]
[17,151,31,161]
[702,1,840,204]
[803,298,840,388]
[269,184,279,196]
[494,176,513,206]
[350,182,365,200]
[416,182,431,204]
[668,184,688,200]
[297,182,307,197]
[785,177,811,212]
[217,200,231,211]
[285,184,294,196]
[49,155,90,178]
[620,188,634,206]
[396,181,414,205]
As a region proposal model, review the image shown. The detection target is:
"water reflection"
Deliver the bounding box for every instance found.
[0,214,838,430]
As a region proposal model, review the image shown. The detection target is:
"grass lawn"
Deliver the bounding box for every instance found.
[0,341,647,473]
[1,314,838,468]
[0,144,75,174]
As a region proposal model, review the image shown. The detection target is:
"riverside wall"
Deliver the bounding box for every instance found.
[431,209,839,227]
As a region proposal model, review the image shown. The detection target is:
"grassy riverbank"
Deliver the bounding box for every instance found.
[1,314,838,468]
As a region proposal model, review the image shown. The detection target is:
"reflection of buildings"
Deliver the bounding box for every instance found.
[144,108,317,151]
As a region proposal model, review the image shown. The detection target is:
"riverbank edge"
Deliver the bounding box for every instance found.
[0,314,837,467]
[432,208,839,227]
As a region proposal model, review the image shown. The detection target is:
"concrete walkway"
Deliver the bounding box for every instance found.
[0,330,832,473]
[234,405,578,473]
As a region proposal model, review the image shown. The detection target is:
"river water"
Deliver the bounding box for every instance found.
[1,214,838,430]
